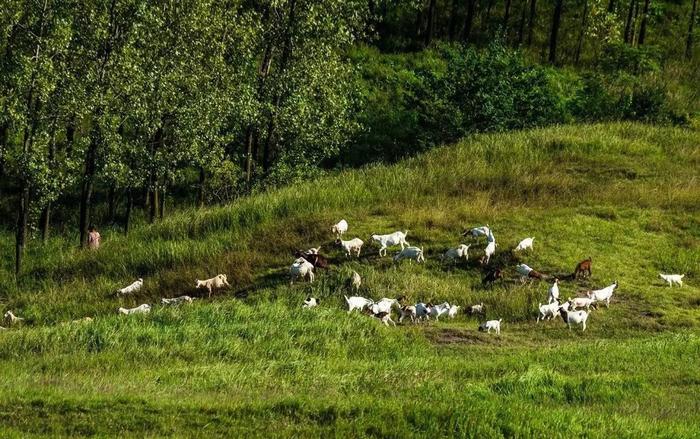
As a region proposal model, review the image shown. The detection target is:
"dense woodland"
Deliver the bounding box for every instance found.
[0,0,699,274]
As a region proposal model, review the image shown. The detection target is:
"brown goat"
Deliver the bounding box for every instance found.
[573,257,592,279]
[482,268,503,285]
[294,250,329,269]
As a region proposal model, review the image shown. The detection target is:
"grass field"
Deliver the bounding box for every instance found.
[0,122,699,437]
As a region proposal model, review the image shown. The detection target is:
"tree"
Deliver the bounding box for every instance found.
[527,0,537,46]
[548,0,564,64]
[637,0,650,45]
[623,0,637,44]
[688,0,698,59]
[463,0,477,42]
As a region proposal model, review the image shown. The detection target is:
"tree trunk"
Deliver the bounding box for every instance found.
[463,0,477,42]
[631,1,641,45]
[149,184,159,223]
[527,0,537,46]
[197,167,206,208]
[574,0,589,63]
[517,0,527,44]
[108,186,116,224]
[637,0,651,45]
[448,0,460,40]
[607,0,616,13]
[688,0,698,59]
[503,0,512,34]
[159,186,165,220]
[124,189,133,234]
[624,0,637,44]
[15,183,29,276]
[548,0,564,64]
[425,0,437,45]
[0,122,7,198]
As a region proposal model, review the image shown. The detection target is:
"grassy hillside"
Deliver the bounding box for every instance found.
[0,122,699,437]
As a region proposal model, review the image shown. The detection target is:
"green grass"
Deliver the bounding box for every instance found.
[0,122,699,437]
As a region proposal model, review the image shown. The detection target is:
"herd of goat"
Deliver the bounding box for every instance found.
[0,220,688,333]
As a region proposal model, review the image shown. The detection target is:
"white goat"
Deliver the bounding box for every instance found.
[393,246,425,264]
[537,301,560,322]
[303,297,319,308]
[448,304,461,319]
[372,298,398,314]
[587,281,618,307]
[3,311,24,327]
[195,274,230,298]
[290,257,315,284]
[332,219,348,238]
[305,246,321,254]
[345,295,373,314]
[336,237,364,257]
[161,295,193,305]
[559,307,588,331]
[372,231,409,256]
[399,305,417,323]
[465,225,491,239]
[514,237,534,252]
[443,244,470,264]
[351,271,362,291]
[468,303,485,315]
[659,273,684,287]
[429,302,451,321]
[568,297,597,311]
[547,278,560,304]
[118,304,151,315]
[479,319,502,334]
[483,241,497,264]
[116,278,143,297]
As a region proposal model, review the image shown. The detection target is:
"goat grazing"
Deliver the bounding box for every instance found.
[372,231,409,256]
[303,297,319,308]
[573,257,592,279]
[290,257,315,284]
[537,301,560,322]
[478,319,502,334]
[3,311,24,327]
[514,237,534,252]
[586,281,618,307]
[345,296,373,314]
[332,219,348,238]
[516,263,546,280]
[659,273,684,288]
[116,278,143,297]
[559,307,589,331]
[351,271,362,291]
[371,298,398,314]
[415,303,432,320]
[393,246,425,264]
[568,297,597,311]
[463,225,491,239]
[443,244,470,264]
[482,241,497,265]
[365,309,396,327]
[468,303,485,315]
[336,238,364,258]
[482,269,503,286]
[294,250,329,269]
[195,274,230,298]
[161,296,193,305]
[448,305,461,319]
[118,304,151,315]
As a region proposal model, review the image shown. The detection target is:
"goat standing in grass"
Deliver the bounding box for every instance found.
[659,273,684,287]
[195,274,231,298]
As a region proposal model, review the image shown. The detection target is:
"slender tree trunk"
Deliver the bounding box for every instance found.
[607,0,616,13]
[448,0,460,40]
[624,0,637,44]
[150,185,159,223]
[124,188,133,234]
[631,1,641,45]
[503,0,512,35]
[687,0,698,59]
[463,0,477,41]
[40,126,57,243]
[197,167,206,208]
[548,0,564,64]
[159,186,165,221]
[0,122,7,198]
[425,0,437,45]
[527,0,537,46]
[637,0,651,45]
[108,186,116,224]
[517,0,527,44]
[575,0,589,63]
[484,0,495,33]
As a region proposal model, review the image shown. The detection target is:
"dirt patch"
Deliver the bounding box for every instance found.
[426,327,504,346]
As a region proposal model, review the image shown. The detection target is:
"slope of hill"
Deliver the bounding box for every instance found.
[0,122,699,437]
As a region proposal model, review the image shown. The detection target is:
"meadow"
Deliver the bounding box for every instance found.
[0,122,699,437]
